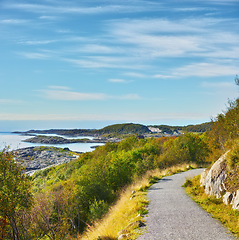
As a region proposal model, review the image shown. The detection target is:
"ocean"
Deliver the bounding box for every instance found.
[0,132,104,152]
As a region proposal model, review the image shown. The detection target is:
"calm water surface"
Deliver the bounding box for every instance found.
[0,132,104,152]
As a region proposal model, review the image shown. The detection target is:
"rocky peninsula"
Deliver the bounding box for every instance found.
[23,135,109,144]
[14,146,79,175]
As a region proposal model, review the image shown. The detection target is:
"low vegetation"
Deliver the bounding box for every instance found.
[1,131,209,239]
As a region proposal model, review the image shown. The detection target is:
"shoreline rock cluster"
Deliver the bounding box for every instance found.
[14,146,79,175]
[200,151,239,210]
[23,135,121,144]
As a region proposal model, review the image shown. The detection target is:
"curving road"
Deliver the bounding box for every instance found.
[137,169,236,240]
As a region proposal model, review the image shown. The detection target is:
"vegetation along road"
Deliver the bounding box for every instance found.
[137,169,235,240]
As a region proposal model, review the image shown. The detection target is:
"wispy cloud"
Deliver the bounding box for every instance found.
[18,40,57,45]
[0,19,28,24]
[108,79,130,83]
[18,52,50,59]
[107,17,239,62]
[153,74,173,79]
[38,86,140,101]
[3,1,164,15]
[63,56,145,69]
[124,72,146,78]
[0,99,24,104]
[174,62,238,77]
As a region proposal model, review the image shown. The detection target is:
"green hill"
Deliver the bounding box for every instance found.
[98,123,151,135]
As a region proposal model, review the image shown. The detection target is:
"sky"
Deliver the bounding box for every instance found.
[0,0,239,131]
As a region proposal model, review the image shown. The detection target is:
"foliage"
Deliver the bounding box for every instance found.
[157,133,210,168]
[149,122,212,134]
[208,98,239,151]
[184,122,212,133]
[30,134,209,237]
[0,148,33,240]
[98,123,151,135]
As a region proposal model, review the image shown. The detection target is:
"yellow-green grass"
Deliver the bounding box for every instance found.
[79,163,199,240]
[184,175,239,238]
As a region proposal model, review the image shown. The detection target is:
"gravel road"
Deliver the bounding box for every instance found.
[137,169,236,240]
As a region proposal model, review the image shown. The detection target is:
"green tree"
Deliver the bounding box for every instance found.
[0,148,33,240]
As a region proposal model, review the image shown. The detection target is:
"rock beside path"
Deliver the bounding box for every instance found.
[200,150,239,210]
[14,146,79,175]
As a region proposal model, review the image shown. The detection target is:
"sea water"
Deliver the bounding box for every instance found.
[0,132,104,152]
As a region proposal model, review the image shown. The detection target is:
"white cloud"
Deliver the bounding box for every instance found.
[0,99,24,104]
[18,52,50,59]
[108,79,129,83]
[153,74,173,79]
[38,86,140,101]
[106,17,239,62]
[77,44,121,54]
[0,19,28,24]
[174,63,238,77]
[63,56,145,69]
[40,88,107,101]
[19,40,57,45]
[4,2,163,15]
[124,72,146,78]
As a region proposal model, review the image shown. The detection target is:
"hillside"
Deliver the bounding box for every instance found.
[148,122,212,134]
[17,122,211,137]
[97,123,151,135]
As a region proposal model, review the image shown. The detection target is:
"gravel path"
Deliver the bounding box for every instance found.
[137,169,236,240]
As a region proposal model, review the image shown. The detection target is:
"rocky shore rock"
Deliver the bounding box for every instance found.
[14,146,79,175]
[23,135,120,144]
[200,150,239,210]
[23,135,108,144]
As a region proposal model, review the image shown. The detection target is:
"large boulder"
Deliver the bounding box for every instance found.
[200,151,229,198]
[201,150,239,211]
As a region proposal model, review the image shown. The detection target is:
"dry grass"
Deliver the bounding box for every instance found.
[79,163,198,240]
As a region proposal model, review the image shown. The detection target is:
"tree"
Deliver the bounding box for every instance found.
[0,148,33,239]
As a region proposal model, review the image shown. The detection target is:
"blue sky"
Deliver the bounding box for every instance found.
[0,0,239,130]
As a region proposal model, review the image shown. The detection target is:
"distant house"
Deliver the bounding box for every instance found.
[148,127,162,133]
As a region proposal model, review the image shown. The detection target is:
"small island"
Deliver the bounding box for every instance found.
[23,135,110,144]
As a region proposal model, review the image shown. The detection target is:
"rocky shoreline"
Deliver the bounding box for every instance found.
[23,135,121,144]
[14,146,80,175]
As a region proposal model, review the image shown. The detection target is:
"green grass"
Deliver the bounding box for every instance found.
[184,175,239,238]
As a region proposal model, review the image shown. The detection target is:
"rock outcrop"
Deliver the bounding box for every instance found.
[14,146,79,175]
[23,135,108,144]
[200,150,239,210]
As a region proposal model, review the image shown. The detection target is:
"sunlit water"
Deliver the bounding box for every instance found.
[0,132,104,152]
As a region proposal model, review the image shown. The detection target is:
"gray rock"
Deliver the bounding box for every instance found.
[14,146,79,174]
[202,151,229,198]
[118,233,130,240]
[231,190,239,211]
[201,150,239,212]
[200,168,209,187]
[223,192,234,205]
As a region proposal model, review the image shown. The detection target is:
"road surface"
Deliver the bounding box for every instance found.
[137,169,235,240]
